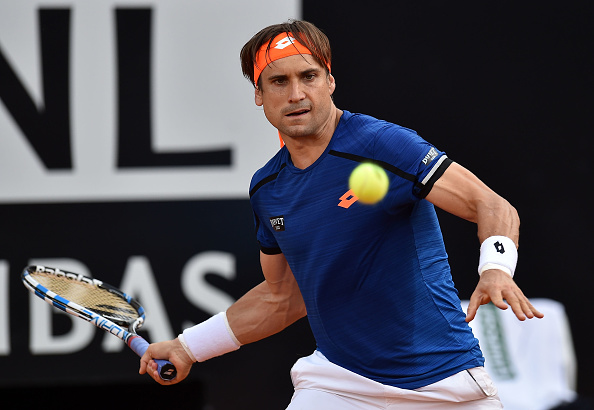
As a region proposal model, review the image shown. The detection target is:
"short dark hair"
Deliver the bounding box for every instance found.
[240,19,332,88]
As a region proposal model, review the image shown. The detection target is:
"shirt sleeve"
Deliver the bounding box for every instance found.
[249,173,282,255]
[253,208,282,255]
[373,124,452,201]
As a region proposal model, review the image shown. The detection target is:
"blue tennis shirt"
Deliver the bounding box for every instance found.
[249,111,483,389]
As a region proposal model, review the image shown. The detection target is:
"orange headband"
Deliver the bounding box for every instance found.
[254,32,329,87]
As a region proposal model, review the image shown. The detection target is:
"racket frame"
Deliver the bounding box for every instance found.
[21,265,176,381]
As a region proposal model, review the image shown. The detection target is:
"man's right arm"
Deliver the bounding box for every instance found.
[139,251,305,385]
[227,251,307,344]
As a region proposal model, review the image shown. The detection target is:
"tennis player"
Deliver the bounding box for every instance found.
[140,20,543,409]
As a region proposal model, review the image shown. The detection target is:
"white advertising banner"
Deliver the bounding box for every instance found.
[0,0,299,203]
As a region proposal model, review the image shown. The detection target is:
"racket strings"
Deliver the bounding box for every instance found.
[31,272,139,324]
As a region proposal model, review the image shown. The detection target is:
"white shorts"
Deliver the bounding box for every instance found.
[287,351,503,410]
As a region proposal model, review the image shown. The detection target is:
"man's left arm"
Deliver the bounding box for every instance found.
[425,161,544,322]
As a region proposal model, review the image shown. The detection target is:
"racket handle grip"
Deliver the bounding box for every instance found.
[129,336,177,381]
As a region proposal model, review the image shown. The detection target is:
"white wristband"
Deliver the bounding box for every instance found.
[478,236,517,277]
[178,333,197,362]
[178,312,241,362]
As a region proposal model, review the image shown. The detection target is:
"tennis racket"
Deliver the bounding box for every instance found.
[21,265,177,381]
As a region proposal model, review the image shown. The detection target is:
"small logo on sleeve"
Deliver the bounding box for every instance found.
[421,147,439,165]
[269,216,285,231]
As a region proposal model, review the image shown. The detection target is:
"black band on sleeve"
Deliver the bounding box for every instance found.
[414,157,453,199]
[259,245,283,255]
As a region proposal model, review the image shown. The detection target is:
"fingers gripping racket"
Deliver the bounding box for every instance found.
[21,265,177,381]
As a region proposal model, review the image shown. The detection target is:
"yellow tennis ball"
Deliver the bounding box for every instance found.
[348,163,389,204]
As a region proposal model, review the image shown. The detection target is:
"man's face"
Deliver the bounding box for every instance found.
[255,54,336,139]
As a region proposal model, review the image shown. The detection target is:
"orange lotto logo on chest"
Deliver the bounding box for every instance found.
[338,189,359,209]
